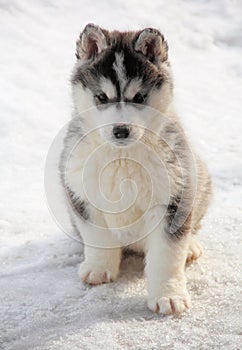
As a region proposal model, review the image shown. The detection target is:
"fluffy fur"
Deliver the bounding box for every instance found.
[59,24,212,315]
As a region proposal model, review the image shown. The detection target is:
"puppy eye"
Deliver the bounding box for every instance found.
[133,93,147,104]
[95,93,108,104]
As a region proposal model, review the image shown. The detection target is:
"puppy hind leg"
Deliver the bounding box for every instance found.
[186,235,203,265]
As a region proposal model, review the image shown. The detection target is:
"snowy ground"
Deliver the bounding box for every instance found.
[1,0,242,349]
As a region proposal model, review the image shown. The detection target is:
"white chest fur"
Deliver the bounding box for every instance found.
[65,130,181,241]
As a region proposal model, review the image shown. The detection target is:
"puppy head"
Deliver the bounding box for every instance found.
[71,24,173,147]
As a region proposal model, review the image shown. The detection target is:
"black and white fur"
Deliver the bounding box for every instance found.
[59,24,212,315]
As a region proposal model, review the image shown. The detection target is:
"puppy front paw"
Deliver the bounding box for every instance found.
[148,293,191,315]
[78,261,118,285]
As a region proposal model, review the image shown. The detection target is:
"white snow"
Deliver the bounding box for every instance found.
[0,0,242,349]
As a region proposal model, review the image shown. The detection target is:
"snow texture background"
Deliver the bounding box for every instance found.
[0,0,242,349]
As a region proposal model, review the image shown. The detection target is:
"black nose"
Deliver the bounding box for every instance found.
[113,124,130,139]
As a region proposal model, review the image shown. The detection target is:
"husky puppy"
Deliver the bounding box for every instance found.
[59,24,212,315]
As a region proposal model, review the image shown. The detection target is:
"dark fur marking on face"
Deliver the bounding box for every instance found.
[67,187,89,220]
[71,34,167,102]
[166,196,191,239]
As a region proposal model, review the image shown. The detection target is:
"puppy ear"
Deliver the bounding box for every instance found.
[76,23,108,60]
[134,28,168,62]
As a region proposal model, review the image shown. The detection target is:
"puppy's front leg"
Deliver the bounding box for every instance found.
[79,245,121,285]
[145,220,191,315]
[75,219,122,285]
